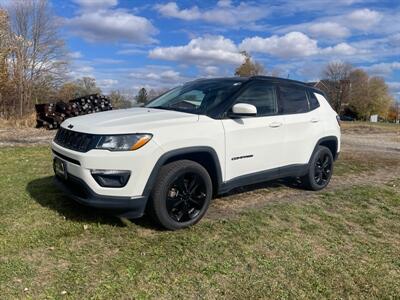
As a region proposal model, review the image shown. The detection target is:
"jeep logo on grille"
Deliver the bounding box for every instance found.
[68,124,74,129]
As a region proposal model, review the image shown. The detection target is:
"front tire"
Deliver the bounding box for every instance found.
[301,146,334,191]
[149,160,212,230]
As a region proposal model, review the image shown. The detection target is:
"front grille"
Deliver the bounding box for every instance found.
[54,127,100,152]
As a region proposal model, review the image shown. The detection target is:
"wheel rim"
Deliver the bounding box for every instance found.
[166,172,207,223]
[314,153,332,186]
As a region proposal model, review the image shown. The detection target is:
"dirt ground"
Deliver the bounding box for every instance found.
[1,122,399,220]
[0,127,56,147]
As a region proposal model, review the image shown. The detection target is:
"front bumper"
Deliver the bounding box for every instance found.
[51,140,162,198]
[54,174,147,218]
[51,138,164,218]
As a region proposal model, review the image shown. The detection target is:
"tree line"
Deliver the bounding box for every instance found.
[320,61,395,121]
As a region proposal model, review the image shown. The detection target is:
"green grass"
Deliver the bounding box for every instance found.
[1,146,400,299]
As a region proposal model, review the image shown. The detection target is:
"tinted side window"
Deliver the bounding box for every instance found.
[308,91,320,110]
[280,85,309,114]
[234,83,277,116]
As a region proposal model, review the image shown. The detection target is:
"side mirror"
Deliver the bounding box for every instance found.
[230,103,257,117]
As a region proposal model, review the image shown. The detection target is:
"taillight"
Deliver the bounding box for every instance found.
[336,115,341,127]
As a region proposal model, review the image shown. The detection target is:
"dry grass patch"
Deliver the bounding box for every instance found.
[0,113,37,128]
[341,121,400,134]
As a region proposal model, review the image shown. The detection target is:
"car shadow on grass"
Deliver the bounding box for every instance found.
[26,176,156,229]
[26,176,304,229]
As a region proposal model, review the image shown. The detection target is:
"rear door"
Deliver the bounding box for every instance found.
[279,84,321,165]
[222,81,285,181]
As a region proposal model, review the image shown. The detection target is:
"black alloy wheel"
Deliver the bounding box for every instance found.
[166,172,207,222]
[149,160,212,230]
[301,145,334,191]
[314,152,332,186]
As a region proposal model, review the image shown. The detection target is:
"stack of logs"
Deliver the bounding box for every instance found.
[35,94,112,130]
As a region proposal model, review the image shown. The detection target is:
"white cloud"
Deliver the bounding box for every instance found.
[269,0,366,14]
[93,58,124,64]
[72,0,117,9]
[273,8,387,42]
[98,79,118,89]
[68,9,157,43]
[144,70,180,82]
[308,22,350,39]
[128,66,188,87]
[116,48,147,55]
[240,32,358,58]
[349,35,400,62]
[387,82,400,96]
[68,65,94,79]
[67,1,158,44]
[346,8,382,30]
[155,1,268,26]
[364,62,400,76]
[321,42,357,55]
[201,66,220,77]
[388,33,400,47]
[240,32,319,58]
[149,35,244,65]
[156,2,200,21]
[68,51,83,59]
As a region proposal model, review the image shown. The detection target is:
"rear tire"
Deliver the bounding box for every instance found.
[148,160,212,230]
[301,146,334,191]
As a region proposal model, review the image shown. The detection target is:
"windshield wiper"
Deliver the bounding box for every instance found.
[150,106,197,115]
[150,106,174,111]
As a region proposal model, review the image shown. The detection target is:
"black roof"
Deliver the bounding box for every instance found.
[190,76,324,94]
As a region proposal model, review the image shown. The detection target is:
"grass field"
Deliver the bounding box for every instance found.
[1,123,400,298]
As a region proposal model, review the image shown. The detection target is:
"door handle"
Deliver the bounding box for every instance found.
[269,121,282,128]
[310,118,319,123]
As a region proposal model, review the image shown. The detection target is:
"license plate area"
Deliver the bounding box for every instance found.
[53,157,67,180]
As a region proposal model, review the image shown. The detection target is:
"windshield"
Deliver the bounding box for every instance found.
[145,80,242,115]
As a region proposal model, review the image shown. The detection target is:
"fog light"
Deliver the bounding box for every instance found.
[91,169,131,187]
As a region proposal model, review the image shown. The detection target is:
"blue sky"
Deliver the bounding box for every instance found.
[52,0,400,99]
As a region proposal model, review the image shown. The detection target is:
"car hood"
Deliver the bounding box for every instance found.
[61,107,199,134]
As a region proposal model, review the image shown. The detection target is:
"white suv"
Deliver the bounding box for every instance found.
[52,76,340,230]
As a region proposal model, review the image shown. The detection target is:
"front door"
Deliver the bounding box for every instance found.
[222,82,285,181]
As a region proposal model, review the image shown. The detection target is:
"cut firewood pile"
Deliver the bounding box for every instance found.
[35,94,112,130]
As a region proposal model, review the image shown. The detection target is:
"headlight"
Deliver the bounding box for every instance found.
[96,134,152,151]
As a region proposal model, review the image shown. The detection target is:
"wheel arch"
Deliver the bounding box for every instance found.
[142,146,223,197]
[312,136,339,162]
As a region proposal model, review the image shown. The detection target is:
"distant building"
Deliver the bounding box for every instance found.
[370,115,378,122]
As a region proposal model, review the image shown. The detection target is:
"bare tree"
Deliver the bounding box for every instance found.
[5,0,67,117]
[57,82,81,102]
[75,77,102,96]
[235,51,265,77]
[148,88,169,101]
[0,9,12,117]
[109,90,132,109]
[321,61,353,113]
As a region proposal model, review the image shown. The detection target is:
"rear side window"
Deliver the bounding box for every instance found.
[308,91,320,110]
[234,83,277,116]
[279,85,309,114]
